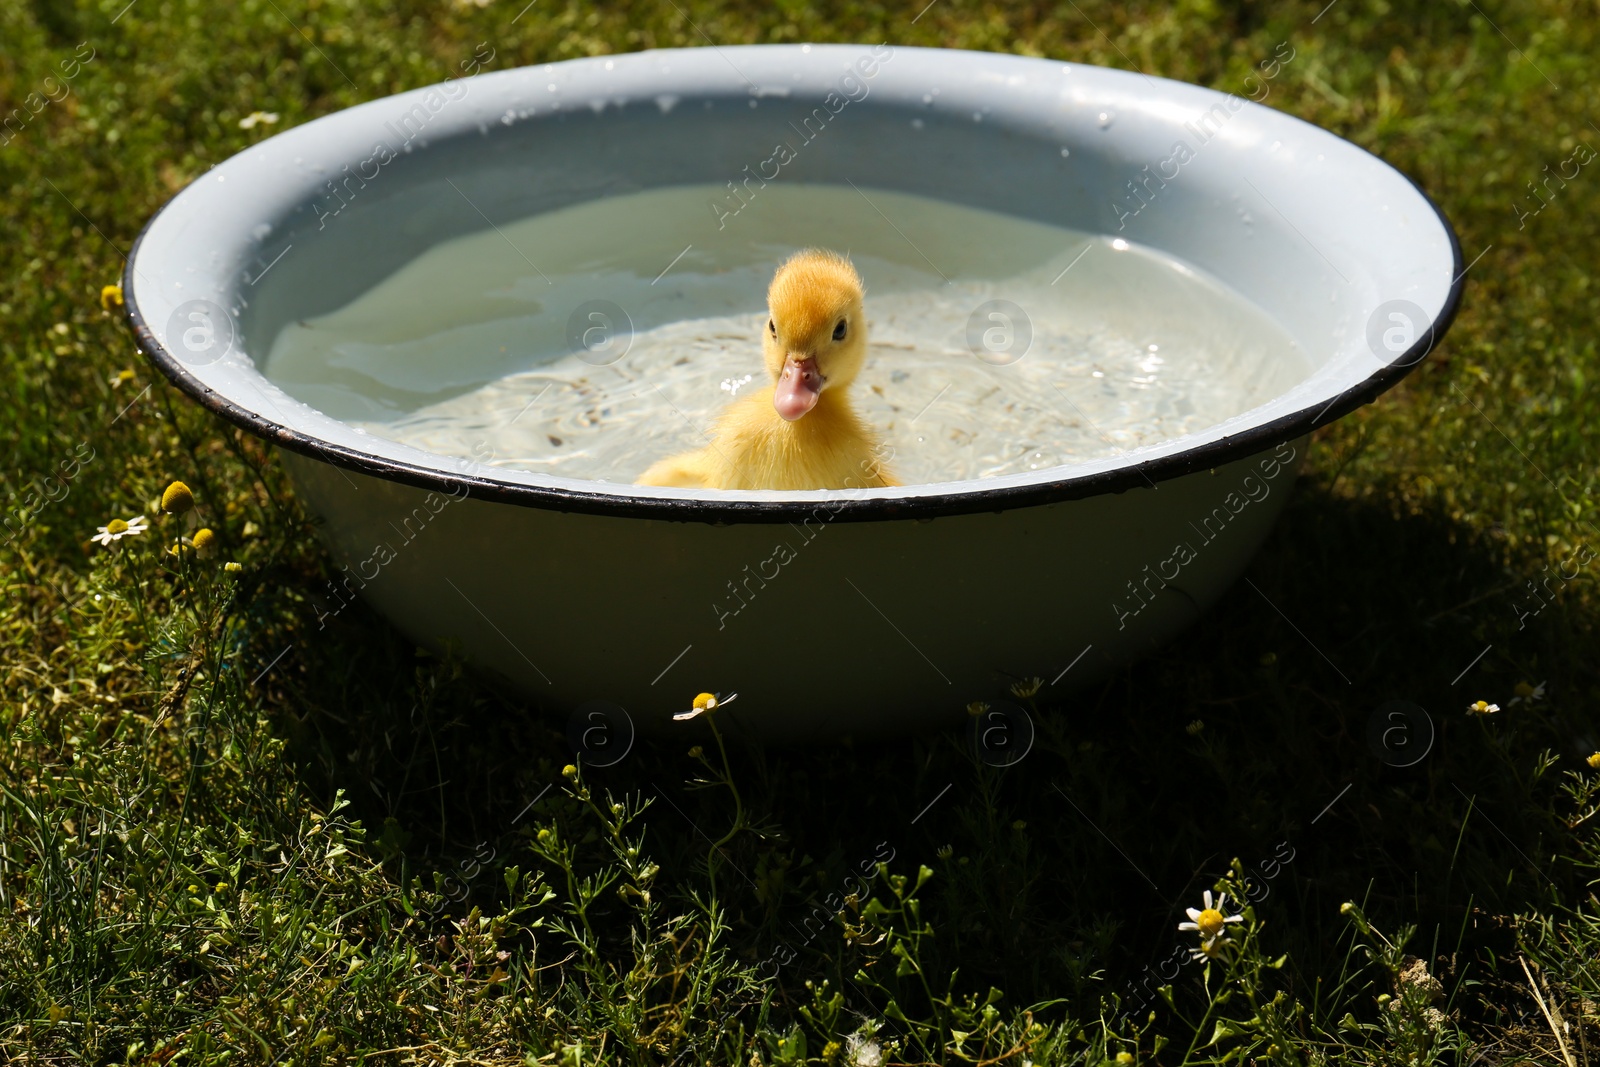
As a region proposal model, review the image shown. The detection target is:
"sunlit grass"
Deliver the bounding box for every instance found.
[2,0,1599,1062]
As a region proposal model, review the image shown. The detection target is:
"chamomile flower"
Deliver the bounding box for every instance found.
[1587,752,1600,770]
[1466,700,1500,717]
[238,111,280,130]
[1508,681,1546,707]
[1009,676,1043,699]
[100,284,123,311]
[91,514,148,546]
[1178,889,1243,953]
[965,700,990,717]
[108,368,135,388]
[161,481,194,515]
[675,691,737,721]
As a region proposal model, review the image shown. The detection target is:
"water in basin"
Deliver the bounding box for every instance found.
[263,183,1311,486]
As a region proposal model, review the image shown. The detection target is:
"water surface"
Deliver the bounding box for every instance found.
[264,183,1310,485]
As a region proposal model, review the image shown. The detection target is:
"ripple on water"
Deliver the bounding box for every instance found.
[263,183,1311,487]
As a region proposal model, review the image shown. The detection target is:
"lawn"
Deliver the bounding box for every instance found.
[3,0,1599,1063]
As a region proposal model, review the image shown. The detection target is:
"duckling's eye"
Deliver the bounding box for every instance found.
[833,319,847,341]
[768,319,777,338]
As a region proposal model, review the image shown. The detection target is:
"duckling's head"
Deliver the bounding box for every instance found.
[764,249,868,422]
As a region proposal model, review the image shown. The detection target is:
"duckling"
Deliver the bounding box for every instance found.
[638,249,899,491]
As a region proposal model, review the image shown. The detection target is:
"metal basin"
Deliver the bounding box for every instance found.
[123,44,1461,740]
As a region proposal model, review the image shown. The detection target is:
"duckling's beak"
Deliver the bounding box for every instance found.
[773,354,823,421]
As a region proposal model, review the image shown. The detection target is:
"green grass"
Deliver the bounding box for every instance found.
[3,0,1600,1063]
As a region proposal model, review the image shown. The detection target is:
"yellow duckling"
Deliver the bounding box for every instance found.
[637,249,899,491]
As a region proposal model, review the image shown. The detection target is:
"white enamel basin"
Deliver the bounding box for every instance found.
[123,44,1461,740]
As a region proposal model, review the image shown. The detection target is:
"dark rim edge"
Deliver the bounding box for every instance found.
[120,74,1466,527]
